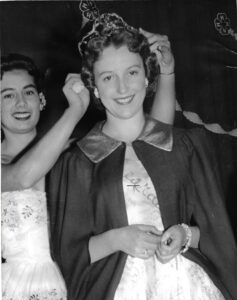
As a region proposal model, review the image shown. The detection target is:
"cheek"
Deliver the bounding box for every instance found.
[30,99,41,117]
[1,100,12,115]
[129,76,146,90]
[31,97,40,109]
[1,103,13,126]
[97,83,114,99]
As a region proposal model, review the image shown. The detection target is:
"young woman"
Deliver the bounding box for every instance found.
[1,29,175,299]
[47,13,237,300]
[1,53,89,299]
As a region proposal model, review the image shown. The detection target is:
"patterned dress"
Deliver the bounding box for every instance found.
[1,188,67,300]
[114,144,225,300]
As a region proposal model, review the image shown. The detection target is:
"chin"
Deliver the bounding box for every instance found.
[117,107,143,120]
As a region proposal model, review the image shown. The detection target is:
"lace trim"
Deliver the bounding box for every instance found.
[3,288,67,300]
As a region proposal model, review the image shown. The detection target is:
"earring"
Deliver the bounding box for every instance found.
[39,92,47,111]
[145,78,149,88]
[94,88,99,99]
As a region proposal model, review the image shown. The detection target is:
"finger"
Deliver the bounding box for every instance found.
[143,240,160,251]
[139,27,156,39]
[140,28,168,42]
[140,30,169,45]
[139,248,155,259]
[64,76,85,93]
[72,82,85,94]
[150,42,171,53]
[156,246,175,259]
[138,224,163,236]
[147,35,169,47]
[65,73,81,83]
[143,233,161,245]
[159,242,173,255]
[161,230,173,244]
[153,49,162,64]
[156,252,175,263]
[161,229,182,252]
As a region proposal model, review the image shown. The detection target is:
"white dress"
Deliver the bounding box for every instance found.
[1,188,67,300]
[114,144,225,300]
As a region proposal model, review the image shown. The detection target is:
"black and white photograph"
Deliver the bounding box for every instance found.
[1,0,237,299]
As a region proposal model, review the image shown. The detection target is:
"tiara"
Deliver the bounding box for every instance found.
[79,0,99,22]
[78,13,138,56]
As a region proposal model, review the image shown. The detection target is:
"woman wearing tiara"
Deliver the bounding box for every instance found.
[1,26,175,300]
[48,13,237,300]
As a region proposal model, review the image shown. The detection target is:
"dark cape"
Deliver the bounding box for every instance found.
[47,118,237,300]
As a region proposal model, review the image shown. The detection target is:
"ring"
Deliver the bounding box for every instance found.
[72,82,85,94]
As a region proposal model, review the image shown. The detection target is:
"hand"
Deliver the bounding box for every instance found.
[139,28,175,75]
[156,225,186,263]
[63,73,90,119]
[117,224,162,259]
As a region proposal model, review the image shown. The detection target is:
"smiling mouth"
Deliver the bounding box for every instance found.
[114,95,134,105]
[12,112,31,120]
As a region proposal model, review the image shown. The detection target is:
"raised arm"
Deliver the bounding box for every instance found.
[140,29,176,124]
[2,74,90,192]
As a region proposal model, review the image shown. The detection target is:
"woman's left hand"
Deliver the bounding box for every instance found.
[139,28,175,75]
[155,225,186,263]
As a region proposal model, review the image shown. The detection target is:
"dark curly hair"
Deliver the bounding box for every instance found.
[1,53,43,92]
[81,28,159,109]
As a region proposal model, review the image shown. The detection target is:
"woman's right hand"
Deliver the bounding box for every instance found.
[63,73,90,119]
[116,224,162,259]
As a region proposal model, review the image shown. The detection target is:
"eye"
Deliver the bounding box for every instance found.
[2,93,15,100]
[129,69,139,76]
[103,75,112,82]
[25,89,36,96]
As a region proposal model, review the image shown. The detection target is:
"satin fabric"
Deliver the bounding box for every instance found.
[48,118,237,300]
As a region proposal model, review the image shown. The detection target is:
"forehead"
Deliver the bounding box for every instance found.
[1,69,35,89]
[93,45,143,74]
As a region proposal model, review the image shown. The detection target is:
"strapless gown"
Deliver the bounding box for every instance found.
[1,188,67,300]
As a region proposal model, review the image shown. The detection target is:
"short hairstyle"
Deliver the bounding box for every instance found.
[1,53,43,92]
[81,28,159,108]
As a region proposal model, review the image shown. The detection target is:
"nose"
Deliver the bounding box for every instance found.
[117,76,128,94]
[15,92,27,108]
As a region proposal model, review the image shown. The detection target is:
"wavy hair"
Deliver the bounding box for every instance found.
[1,53,43,92]
[81,29,159,108]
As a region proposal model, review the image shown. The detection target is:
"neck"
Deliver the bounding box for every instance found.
[103,111,146,143]
[1,129,37,158]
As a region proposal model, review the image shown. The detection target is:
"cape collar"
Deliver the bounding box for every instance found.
[77,117,173,163]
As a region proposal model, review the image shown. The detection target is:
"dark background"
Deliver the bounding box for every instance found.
[1,0,237,238]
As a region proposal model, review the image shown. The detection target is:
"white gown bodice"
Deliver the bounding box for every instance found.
[1,188,67,300]
[2,189,50,262]
[114,144,224,300]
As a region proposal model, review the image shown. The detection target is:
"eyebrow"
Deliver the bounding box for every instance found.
[98,64,142,77]
[1,84,37,94]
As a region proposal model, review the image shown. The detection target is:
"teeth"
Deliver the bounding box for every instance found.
[13,112,31,119]
[116,96,133,104]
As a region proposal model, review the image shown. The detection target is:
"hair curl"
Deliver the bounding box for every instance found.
[1,53,43,92]
[81,29,159,109]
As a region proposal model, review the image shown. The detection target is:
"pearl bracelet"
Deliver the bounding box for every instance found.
[180,223,192,253]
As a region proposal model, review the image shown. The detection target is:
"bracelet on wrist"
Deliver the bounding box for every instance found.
[180,223,192,253]
[159,71,175,75]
